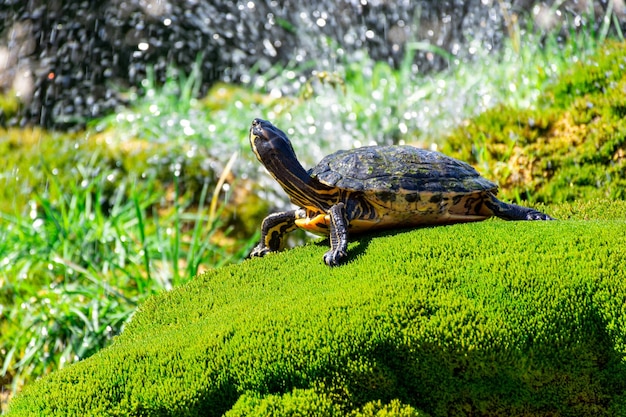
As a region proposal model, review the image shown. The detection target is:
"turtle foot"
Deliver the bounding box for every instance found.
[323,248,348,266]
[249,244,271,258]
[486,196,556,221]
[526,210,555,221]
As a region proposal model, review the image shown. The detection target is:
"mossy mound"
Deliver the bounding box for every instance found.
[442,41,626,203]
[7,200,626,416]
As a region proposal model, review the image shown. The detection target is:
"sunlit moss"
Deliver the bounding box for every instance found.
[225,388,345,417]
[226,389,426,417]
[7,207,626,416]
[441,41,626,203]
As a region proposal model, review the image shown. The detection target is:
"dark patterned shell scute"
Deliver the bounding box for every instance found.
[309,145,497,194]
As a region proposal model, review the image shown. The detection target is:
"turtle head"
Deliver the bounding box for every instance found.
[249,118,298,166]
[249,118,336,209]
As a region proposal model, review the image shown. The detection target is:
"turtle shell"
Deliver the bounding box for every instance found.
[309,145,497,196]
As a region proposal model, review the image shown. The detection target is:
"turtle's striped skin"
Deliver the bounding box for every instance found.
[249,118,554,266]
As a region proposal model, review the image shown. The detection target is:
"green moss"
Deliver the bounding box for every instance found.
[442,41,626,203]
[225,388,345,417]
[7,201,626,416]
[225,389,426,417]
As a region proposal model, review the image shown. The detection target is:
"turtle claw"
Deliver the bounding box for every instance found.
[249,244,271,258]
[526,211,555,221]
[323,249,348,266]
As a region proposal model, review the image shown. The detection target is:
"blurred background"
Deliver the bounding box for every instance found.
[1,0,625,410]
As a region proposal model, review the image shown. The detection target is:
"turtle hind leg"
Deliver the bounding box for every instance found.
[485,193,555,221]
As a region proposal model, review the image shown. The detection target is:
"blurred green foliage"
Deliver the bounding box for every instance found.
[0,126,219,215]
[6,204,626,416]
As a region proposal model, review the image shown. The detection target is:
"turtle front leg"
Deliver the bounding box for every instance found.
[324,203,349,266]
[250,209,305,258]
[485,194,555,220]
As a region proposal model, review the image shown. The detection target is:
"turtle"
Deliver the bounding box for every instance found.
[248,118,554,266]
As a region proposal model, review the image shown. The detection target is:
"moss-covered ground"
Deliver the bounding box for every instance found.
[6,200,626,416]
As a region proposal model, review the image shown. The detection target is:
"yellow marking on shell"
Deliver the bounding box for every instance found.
[294,204,491,237]
[348,218,382,232]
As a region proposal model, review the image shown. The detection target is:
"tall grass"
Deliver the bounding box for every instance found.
[0,157,253,394]
[0,81,257,398]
